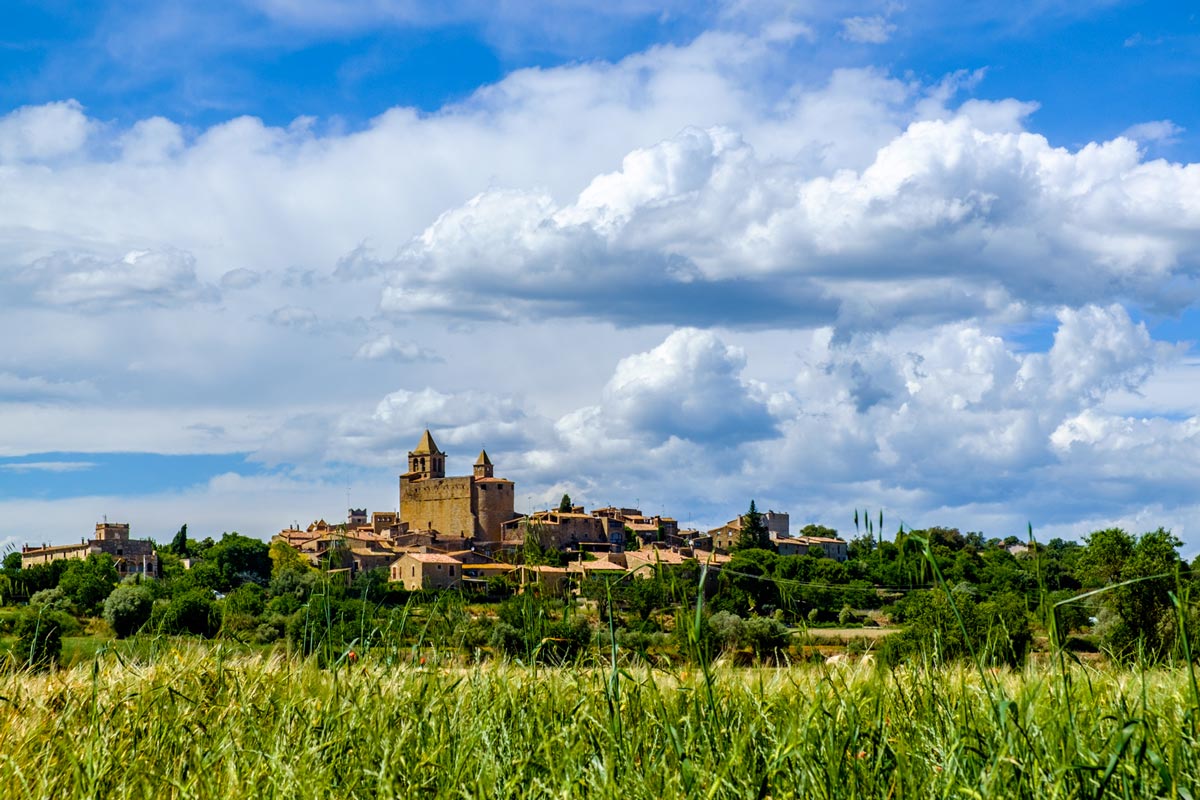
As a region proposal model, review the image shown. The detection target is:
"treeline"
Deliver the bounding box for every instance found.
[1,521,1196,670]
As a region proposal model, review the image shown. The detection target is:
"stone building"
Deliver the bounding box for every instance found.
[390,552,463,591]
[21,522,160,578]
[500,510,620,552]
[398,430,514,546]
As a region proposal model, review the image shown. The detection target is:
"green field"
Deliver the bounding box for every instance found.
[2,642,1199,799]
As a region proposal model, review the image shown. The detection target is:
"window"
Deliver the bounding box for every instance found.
[411,566,416,577]
[449,566,455,576]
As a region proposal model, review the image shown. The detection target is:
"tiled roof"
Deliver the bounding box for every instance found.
[404,553,462,564]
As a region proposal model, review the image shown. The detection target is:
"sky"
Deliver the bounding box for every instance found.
[2,0,1200,551]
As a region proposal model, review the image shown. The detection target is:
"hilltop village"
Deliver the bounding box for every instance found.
[269,430,848,592]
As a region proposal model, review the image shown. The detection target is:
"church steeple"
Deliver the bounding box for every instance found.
[473,449,494,479]
[407,429,445,479]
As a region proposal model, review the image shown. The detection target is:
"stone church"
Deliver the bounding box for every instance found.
[398,430,514,546]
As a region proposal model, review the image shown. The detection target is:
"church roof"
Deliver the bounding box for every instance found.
[474,449,492,466]
[411,429,441,455]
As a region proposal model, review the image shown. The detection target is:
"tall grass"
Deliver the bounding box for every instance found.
[2,642,1200,798]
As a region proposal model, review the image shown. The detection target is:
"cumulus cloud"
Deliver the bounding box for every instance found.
[489,306,1189,529]
[381,119,1200,331]
[267,305,319,329]
[255,387,543,468]
[557,328,775,448]
[353,334,440,362]
[3,20,1200,545]
[219,268,262,290]
[0,100,92,162]
[16,249,218,309]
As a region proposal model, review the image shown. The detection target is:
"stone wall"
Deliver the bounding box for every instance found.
[400,475,476,539]
[473,480,515,544]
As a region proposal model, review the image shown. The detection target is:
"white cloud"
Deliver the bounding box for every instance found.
[0,100,92,162]
[267,305,318,329]
[119,116,186,163]
[0,461,96,473]
[840,15,896,44]
[0,372,96,401]
[559,328,775,448]
[219,268,262,290]
[1120,119,1184,145]
[1,22,1199,548]
[353,334,440,362]
[381,118,1200,330]
[17,249,217,309]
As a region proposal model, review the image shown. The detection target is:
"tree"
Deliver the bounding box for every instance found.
[1077,527,1135,588]
[734,500,770,551]
[269,539,311,577]
[14,609,67,670]
[1101,528,1183,661]
[103,583,153,638]
[199,532,271,592]
[170,524,190,557]
[2,551,21,571]
[58,553,119,615]
[558,493,573,513]
[160,589,221,637]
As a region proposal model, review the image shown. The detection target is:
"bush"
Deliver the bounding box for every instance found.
[57,554,119,615]
[160,590,221,637]
[707,611,745,653]
[13,609,70,670]
[103,583,153,638]
[29,587,73,612]
[743,615,791,660]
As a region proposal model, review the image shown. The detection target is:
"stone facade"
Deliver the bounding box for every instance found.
[21,522,159,578]
[390,552,463,591]
[398,431,514,545]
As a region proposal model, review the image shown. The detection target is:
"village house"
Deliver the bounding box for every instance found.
[390,552,464,591]
[21,522,160,579]
[703,512,848,561]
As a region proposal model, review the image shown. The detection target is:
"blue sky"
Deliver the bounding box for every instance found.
[2,0,1199,549]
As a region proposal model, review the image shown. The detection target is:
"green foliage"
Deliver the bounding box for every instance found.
[13,608,69,670]
[170,524,189,557]
[268,539,311,577]
[2,550,21,571]
[1100,528,1183,661]
[103,583,153,638]
[1078,527,1136,587]
[886,586,1030,668]
[29,586,73,612]
[193,532,271,592]
[733,500,770,552]
[743,614,791,660]
[58,553,119,615]
[159,589,221,637]
[558,493,572,513]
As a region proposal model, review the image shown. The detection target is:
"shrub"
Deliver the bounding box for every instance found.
[13,609,70,670]
[708,611,745,652]
[743,615,791,660]
[29,587,73,612]
[103,583,153,638]
[160,590,221,637]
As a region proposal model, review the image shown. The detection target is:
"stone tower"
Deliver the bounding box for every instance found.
[407,429,446,480]
[398,431,514,546]
[473,449,494,479]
